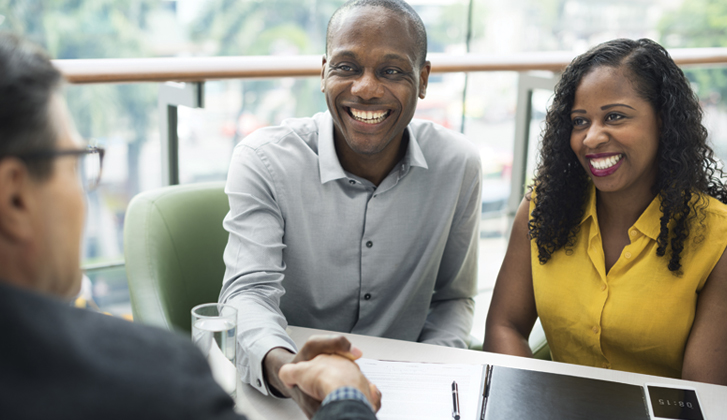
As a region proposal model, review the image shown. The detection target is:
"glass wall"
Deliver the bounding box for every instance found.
[2,1,726,336]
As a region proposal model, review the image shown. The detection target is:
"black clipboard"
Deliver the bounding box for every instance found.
[476,366,651,420]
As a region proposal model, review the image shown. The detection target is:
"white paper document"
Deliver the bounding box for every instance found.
[356,358,484,420]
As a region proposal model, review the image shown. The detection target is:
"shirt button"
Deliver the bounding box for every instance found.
[373,195,377,198]
[624,251,632,259]
[592,326,599,334]
[364,293,372,300]
[366,241,373,248]
[257,379,262,387]
[348,180,355,185]
[601,283,607,291]
[630,230,638,236]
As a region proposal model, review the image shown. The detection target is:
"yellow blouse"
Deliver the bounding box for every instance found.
[531,185,727,378]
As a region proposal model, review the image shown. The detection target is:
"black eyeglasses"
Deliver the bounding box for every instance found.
[13,146,105,191]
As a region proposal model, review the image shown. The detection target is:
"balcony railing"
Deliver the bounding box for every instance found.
[61,49,727,276]
[53,49,727,84]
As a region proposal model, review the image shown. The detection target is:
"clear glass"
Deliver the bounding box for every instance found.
[63,81,161,318]
[191,303,238,397]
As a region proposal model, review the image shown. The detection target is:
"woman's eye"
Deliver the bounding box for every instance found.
[572,117,587,126]
[606,113,624,122]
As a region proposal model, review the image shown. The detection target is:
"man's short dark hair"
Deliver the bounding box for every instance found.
[0,33,63,178]
[325,0,428,67]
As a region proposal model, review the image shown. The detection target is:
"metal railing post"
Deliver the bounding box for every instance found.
[158,82,205,186]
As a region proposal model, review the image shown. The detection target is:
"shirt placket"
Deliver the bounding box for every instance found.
[353,165,407,327]
[588,226,611,368]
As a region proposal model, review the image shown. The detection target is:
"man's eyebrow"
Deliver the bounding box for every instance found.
[329,51,357,60]
[381,53,409,62]
[329,51,411,65]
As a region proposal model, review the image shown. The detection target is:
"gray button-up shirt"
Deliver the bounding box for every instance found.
[221,111,481,395]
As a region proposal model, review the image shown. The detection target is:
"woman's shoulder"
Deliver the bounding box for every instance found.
[701,194,727,221]
[691,194,727,250]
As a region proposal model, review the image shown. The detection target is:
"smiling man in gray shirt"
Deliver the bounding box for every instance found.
[220,0,481,413]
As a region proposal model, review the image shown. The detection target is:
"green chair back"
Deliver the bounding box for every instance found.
[124,181,229,333]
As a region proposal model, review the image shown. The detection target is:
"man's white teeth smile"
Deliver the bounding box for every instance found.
[349,108,389,124]
[590,154,623,170]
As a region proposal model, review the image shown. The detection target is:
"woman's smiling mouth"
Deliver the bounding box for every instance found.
[587,153,624,177]
[589,153,623,170]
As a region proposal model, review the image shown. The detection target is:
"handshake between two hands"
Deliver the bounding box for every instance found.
[265,335,382,418]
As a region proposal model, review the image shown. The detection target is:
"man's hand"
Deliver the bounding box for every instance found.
[263,335,364,418]
[279,354,381,412]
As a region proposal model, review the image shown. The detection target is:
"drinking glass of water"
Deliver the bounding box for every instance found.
[191,303,237,397]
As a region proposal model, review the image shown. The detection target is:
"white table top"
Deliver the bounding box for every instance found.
[234,326,727,420]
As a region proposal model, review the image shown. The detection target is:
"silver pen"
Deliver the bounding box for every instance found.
[452,381,461,420]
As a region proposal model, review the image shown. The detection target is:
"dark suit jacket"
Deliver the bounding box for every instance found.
[0,282,376,420]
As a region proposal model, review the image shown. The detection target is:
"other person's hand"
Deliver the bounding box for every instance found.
[263,335,364,418]
[279,353,381,413]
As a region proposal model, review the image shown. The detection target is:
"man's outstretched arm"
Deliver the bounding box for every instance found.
[266,336,378,419]
[220,141,297,395]
[279,351,381,420]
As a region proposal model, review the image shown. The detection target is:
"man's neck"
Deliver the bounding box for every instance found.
[334,132,409,187]
[0,243,28,286]
[0,243,63,300]
[0,265,38,297]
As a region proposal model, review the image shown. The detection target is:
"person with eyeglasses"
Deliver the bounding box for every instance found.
[0,33,379,420]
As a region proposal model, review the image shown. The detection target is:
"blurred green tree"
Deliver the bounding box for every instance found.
[660,0,727,108]
[0,0,157,198]
[190,0,339,126]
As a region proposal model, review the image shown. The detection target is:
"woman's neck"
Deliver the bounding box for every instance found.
[595,185,656,230]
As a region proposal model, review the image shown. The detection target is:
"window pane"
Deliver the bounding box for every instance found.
[6,0,727,337]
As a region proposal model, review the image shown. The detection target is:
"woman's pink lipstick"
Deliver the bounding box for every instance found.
[587,153,623,177]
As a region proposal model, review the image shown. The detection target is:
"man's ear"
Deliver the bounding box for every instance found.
[321,55,328,93]
[0,158,36,243]
[418,60,432,99]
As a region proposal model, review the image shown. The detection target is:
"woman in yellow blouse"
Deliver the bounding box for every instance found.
[484,38,727,385]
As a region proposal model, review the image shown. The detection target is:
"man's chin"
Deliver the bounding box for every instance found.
[342,127,398,155]
[344,138,393,156]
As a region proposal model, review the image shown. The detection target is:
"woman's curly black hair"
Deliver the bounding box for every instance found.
[529,38,727,273]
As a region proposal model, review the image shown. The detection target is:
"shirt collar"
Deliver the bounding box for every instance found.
[317,112,345,184]
[633,193,662,240]
[405,125,429,171]
[579,184,598,226]
[318,111,428,184]
[580,183,661,240]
